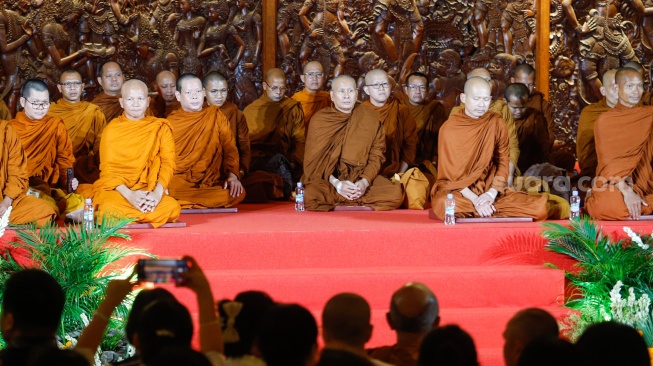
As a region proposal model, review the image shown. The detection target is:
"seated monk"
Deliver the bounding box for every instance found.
[92,79,181,227]
[291,61,331,134]
[576,69,617,182]
[362,69,418,177]
[167,73,245,208]
[243,68,305,199]
[511,64,555,148]
[302,75,403,211]
[152,70,181,118]
[432,77,548,220]
[586,68,653,220]
[400,71,447,183]
[48,70,107,184]
[504,83,550,174]
[91,61,126,123]
[0,119,56,226]
[10,79,83,220]
[451,68,520,185]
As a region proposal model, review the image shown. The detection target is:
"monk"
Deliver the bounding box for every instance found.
[400,72,447,180]
[10,79,82,219]
[91,61,125,123]
[291,61,332,133]
[204,71,250,179]
[243,68,305,199]
[451,68,520,183]
[0,99,11,121]
[92,79,181,227]
[0,119,56,226]
[152,70,181,118]
[431,77,548,220]
[302,75,403,211]
[167,73,245,208]
[576,69,618,181]
[511,64,555,147]
[586,68,653,220]
[504,83,550,174]
[48,70,107,184]
[362,69,418,177]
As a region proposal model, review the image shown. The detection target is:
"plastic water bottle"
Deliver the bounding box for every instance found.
[444,193,456,225]
[83,198,94,231]
[570,190,580,220]
[295,182,305,211]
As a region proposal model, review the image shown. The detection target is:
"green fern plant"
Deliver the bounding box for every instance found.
[0,215,152,352]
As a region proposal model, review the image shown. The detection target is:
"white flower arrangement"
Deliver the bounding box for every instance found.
[608,281,653,340]
[624,226,650,250]
[0,206,12,238]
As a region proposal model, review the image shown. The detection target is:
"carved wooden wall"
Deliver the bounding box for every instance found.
[3,0,649,156]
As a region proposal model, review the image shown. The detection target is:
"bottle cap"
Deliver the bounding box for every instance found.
[85,198,92,203]
[297,182,303,188]
[446,193,453,199]
[572,190,578,196]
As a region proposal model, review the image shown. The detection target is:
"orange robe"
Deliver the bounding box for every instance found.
[92,115,181,227]
[0,99,11,121]
[362,98,418,177]
[403,100,447,164]
[302,106,403,211]
[527,91,556,146]
[577,98,610,179]
[641,91,653,106]
[291,89,331,133]
[151,94,181,118]
[0,121,56,225]
[586,103,653,220]
[10,112,75,192]
[167,105,245,208]
[431,110,548,220]
[514,108,550,173]
[451,99,520,171]
[48,99,107,184]
[219,101,251,176]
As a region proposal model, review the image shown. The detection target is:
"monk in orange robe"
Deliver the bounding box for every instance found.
[0,120,56,225]
[204,72,251,178]
[243,68,305,199]
[586,68,653,220]
[11,79,82,219]
[48,70,107,184]
[152,70,181,118]
[0,100,11,121]
[92,79,180,227]
[302,75,403,211]
[167,73,244,208]
[91,61,126,123]
[291,61,331,134]
[431,77,548,220]
[511,64,555,147]
[576,69,617,181]
[451,68,520,184]
[361,69,418,177]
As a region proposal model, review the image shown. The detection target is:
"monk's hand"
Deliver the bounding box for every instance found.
[71,178,79,191]
[335,180,358,200]
[353,178,370,199]
[0,196,12,217]
[143,184,165,212]
[623,190,648,220]
[224,173,243,198]
[116,185,148,210]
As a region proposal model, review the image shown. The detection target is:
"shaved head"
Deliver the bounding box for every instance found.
[121,79,148,96]
[301,61,325,93]
[330,75,357,113]
[464,77,491,95]
[615,67,644,107]
[265,68,286,84]
[364,68,389,85]
[600,69,618,107]
[514,64,535,78]
[503,308,559,366]
[505,83,529,119]
[59,69,82,83]
[512,64,536,93]
[119,79,150,120]
[504,83,530,101]
[202,71,227,88]
[461,77,492,118]
[303,61,323,74]
[364,69,391,107]
[156,70,177,103]
[624,61,644,74]
[388,283,439,334]
[264,68,287,102]
[58,69,84,103]
[97,61,124,96]
[203,72,228,107]
[322,293,372,347]
[467,68,491,81]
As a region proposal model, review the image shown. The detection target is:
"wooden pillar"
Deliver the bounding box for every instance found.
[262,0,277,75]
[535,0,550,99]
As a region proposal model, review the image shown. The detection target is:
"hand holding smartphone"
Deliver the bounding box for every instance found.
[137,259,189,285]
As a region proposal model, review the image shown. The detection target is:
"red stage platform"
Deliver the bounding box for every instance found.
[18,203,653,366]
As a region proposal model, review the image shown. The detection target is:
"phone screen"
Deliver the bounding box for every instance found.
[137,259,189,285]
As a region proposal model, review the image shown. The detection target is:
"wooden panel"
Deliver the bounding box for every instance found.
[535,0,550,100]
[262,0,278,75]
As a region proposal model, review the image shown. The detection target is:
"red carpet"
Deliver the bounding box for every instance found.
[16,202,653,366]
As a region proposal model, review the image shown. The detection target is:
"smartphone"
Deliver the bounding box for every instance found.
[67,168,75,193]
[137,259,189,285]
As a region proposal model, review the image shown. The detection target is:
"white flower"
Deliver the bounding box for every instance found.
[624,226,649,250]
[0,206,12,238]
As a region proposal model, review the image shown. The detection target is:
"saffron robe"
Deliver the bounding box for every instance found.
[431,110,548,220]
[576,98,610,179]
[48,99,107,184]
[0,100,11,121]
[292,89,331,134]
[403,100,447,164]
[514,108,551,173]
[0,120,56,225]
[362,98,418,177]
[167,105,245,208]
[219,101,251,176]
[93,115,181,227]
[151,94,181,118]
[302,106,403,211]
[586,103,653,220]
[527,91,556,146]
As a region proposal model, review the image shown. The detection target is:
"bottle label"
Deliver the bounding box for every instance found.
[570,203,580,212]
[445,206,454,216]
[296,194,304,203]
[84,210,93,221]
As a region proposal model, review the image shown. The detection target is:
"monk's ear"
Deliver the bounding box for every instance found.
[459,92,466,104]
[600,86,607,97]
[175,91,182,102]
[57,83,63,94]
[300,74,306,85]
[19,97,26,110]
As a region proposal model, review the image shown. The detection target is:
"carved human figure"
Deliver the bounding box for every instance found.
[134,20,179,83]
[78,0,119,89]
[298,0,352,77]
[277,0,303,60]
[501,0,536,59]
[473,0,508,52]
[429,49,466,115]
[373,0,424,65]
[232,0,262,109]
[197,1,245,77]
[171,0,205,75]
[488,53,517,100]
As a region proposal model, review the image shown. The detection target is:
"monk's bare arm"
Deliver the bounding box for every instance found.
[616,179,648,220]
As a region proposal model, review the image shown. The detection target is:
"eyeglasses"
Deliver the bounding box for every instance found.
[265,83,287,92]
[365,82,391,90]
[24,99,50,109]
[124,97,147,104]
[407,85,427,91]
[209,89,228,95]
[304,72,324,78]
[60,81,84,88]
